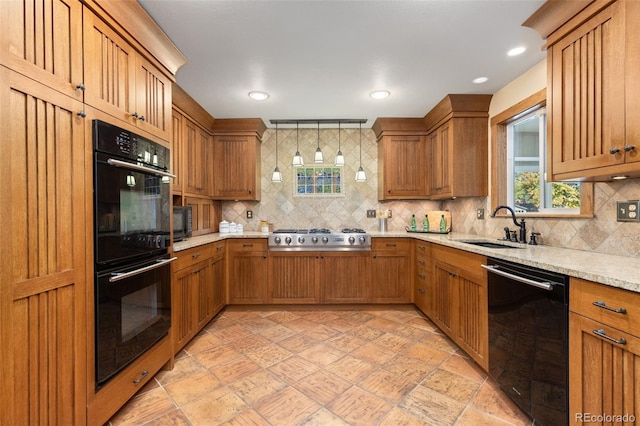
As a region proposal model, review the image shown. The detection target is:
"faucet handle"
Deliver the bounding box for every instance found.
[510,230,518,242]
[529,232,541,245]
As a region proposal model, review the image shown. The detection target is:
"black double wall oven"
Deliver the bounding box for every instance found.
[93,120,176,389]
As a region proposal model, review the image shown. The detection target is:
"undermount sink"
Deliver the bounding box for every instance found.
[456,240,524,249]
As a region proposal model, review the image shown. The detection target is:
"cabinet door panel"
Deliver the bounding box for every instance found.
[433,262,455,337]
[379,135,427,199]
[320,254,371,303]
[457,271,488,370]
[228,250,267,304]
[550,1,626,176]
[0,0,83,100]
[135,55,171,140]
[269,254,318,303]
[371,253,410,303]
[171,109,183,192]
[173,267,199,352]
[1,69,87,425]
[213,135,260,200]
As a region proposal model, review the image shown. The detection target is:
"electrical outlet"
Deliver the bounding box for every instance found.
[477,208,485,220]
[366,209,376,218]
[617,200,640,222]
[388,210,392,218]
[246,210,253,219]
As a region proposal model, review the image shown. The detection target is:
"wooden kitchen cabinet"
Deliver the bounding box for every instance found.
[320,252,372,303]
[0,0,84,101]
[432,245,488,370]
[185,196,218,236]
[526,0,640,181]
[569,278,640,423]
[424,94,491,199]
[227,239,268,304]
[83,9,172,141]
[372,118,429,200]
[414,240,433,317]
[184,118,213,196]
[212,119,266,201]
[371,238,412,303]
[268,253,320,303]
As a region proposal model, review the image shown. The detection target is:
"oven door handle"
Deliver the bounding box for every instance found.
[107,158,177,179]
[109,257,177,282]
[481,264,554,291]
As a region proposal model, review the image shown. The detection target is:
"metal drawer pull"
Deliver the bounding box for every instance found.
[192,253,201,259]
[133,370,148,384]
[243,244,253,247]
[109,257,177,282]
[593,329,627,345]
[481,264,554,291]
[592,301,627,314]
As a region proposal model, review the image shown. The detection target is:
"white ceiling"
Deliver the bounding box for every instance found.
[139,0,546,128]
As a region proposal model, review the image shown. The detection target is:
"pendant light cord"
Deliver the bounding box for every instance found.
[275,122,278,165]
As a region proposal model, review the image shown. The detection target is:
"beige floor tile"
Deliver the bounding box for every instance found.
[298,407,350,426]
[257,323,297,342]
[137,408,191,425]
[228,370,288,406]
[327,386,392,426]
[284,317,321,332]
[164,370,224,406]
[184,331,224,355]
[383,354,438,384]
[244,342,292,368]
[277,333,319,353]
[254,386,320,425]
[303,323,341,340]
[326,332,368,353]
[239,317,279,333]
[406,316,441,332]
[359,369,416,404]
[404,342,452,364]
[339,311,375,324]
[154,355,208,386]
[471,380,532,426]
[109,387,176,425]
[213,355,262,384]
[226,334,272,352]
[378,406,435,426]
[421,368,481,403]
[267,355,319,384]
[439,353,487,383]
[298,343,345,367]
[399,384,465,426]
[351,342,398,365]
[302,310,340,323]
[211,324,254,342]
[294,369,352,405]
[181,386,247,425]
[364,316,404,332]
[375,332,414,352]
[456,406,516,426]
[219,408,270,426]
[349,325,387,340]
[192,345,243,370]
[204,316,236,331]
[323,317,362,333]
[263,311,301,324]
[326,354,377,383]
[392,323,434,341]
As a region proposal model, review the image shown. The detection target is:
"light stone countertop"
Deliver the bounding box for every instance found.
[174,230,640,294]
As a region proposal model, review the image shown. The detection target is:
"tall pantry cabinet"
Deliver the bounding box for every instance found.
[0,1,186,425]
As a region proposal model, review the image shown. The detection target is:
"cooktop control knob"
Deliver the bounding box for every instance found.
[322,236,329,244]
[298,236,305,244]
[274,236,281,244]
[312,236,318,243]
[358,236,366,244]
[285,236,292,245]
[348,236,356,244]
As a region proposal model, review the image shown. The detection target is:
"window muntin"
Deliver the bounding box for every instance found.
[294,167,344,196]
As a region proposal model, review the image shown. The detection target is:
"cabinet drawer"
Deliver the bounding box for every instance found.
[372,238,411,252]
[174,244,214,271]
[415,252,431,273]
[570,278,640,337]
[228,239,267,252]
[414,240,432,256]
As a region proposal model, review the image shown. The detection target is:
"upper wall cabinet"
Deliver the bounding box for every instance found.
[373,118,429,200]
[0,0,84,100]
[212,119,266,201]
[525,0,640,181]
[83,9,173,141]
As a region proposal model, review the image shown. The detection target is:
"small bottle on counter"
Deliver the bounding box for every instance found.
[439,214,446,233]
[423,214,430,232]
[410,214,417,231]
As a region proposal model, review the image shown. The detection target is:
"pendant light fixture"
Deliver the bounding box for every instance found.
[355,122,367,182]
[291,122,304,167]
[335,122,345,167]
[314,121,324,163]
[271,123,283,182]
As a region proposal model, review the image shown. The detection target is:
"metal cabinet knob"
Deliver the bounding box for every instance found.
[76,83,85,91]
[610,147,621,154]
[624,144,635,152]
[77,111,86,118]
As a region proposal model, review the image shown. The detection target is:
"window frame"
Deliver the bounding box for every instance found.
[490,89,593,218]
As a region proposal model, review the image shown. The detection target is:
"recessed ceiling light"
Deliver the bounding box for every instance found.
[369,90,390,100]
[507,46,526,57]
[248,91,269,101]
[472,77,488,84]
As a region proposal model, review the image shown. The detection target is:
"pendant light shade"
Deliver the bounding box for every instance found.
[314,122,324,163]
[271,123,283,182]
[355,122,367,182]
[292,122,304,167]
[335,122,345,166]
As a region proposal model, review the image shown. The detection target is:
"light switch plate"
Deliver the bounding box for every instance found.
[616,200,640,222]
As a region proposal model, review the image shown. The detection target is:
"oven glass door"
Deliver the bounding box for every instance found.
[95,255,173,388]
[95,152,171,268]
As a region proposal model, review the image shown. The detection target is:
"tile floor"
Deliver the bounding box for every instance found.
[108,305,533,425]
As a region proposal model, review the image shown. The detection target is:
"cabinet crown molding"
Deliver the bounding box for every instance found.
[172,83,215,130]
[211,118,267,138]
[423,94,492,131]
[371,118,428,138]
[522,0,595,40]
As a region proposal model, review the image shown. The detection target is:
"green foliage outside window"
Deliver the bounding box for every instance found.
[514,172,580,212]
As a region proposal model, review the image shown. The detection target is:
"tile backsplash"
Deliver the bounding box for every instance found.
[222,127,640,257]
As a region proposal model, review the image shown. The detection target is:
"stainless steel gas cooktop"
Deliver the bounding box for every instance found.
[268,228,371,251]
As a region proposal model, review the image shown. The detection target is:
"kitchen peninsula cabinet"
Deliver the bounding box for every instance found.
[432,245,488,370]
[424,94,491,199]
[83,9,173,141]
[525,0,640,181]
[227,239,268,304]
[371,238,412,303]
[414,241,433,317]
[212,119,266,201]
[320,252,372,303]
[569,278,640,422]
[372,118,429,200]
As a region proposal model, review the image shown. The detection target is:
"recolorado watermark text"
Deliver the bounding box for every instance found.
[576,413,636,423]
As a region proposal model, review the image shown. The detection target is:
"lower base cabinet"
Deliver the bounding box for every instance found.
[371,238,412,303]
[569,278,640,424]
[268,253,319,303]
[320,252,372,303]
[414,241,433,316]
[227,239,268,304]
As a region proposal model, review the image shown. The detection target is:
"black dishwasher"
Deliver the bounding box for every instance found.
[483,258,569,426]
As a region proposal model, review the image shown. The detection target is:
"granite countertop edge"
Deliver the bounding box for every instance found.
[173,230,640,294]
